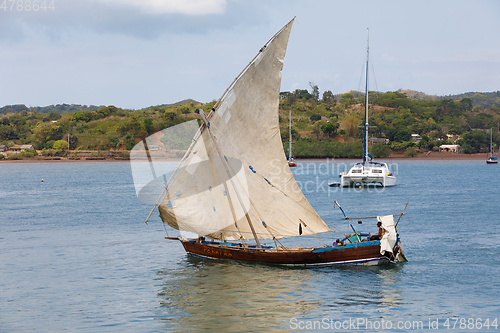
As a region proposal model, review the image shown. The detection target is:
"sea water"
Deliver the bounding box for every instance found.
[1,160,499,332]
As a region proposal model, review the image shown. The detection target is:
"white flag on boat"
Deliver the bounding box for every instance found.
[378,215,397,255]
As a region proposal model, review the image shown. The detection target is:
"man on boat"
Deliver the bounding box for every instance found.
[369,222,384,240]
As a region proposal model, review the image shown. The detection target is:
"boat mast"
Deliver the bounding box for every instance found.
[363,28,370,166]
[199,110,262,248]
[288,110,292,161]
[489,128,492,158]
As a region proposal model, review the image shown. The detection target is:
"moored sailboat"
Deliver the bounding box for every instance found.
[486,128,498,164]
[339,29,396,187]
[147,19,407,266]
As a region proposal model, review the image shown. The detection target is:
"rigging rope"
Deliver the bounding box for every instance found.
[370,61,379,94]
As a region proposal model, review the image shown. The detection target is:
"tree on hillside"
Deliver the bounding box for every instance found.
[371,142,391,158]
[118,117,142,136]
[340,93,355,109]
[459,98,473,112]
[344,115,359,137]
[312,121,323,140]
[53,140,69,151]
[322,90,335,105]
[293,89,314,100]
[467,113,494,129]
[321,121,339,138]
[42,113,61,122]
[418,134,435,150]
[386,128,411,142]
[371,91,409,108]
[309,82,319,103]
[34,122,62,143]
[144,118,154,135]
[310,114,321,122]
[460,130,488,154]
[0,125,18,140]
[73,111,95,122]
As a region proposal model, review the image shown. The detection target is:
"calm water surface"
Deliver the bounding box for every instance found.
[1,160,499,332]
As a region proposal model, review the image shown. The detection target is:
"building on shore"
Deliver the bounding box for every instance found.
[411,134,421,143]
[10,145,36,152]
[439,144,460,153]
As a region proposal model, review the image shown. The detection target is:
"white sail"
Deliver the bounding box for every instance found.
[158,19,331,240]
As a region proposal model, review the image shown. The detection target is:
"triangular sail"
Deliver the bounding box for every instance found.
[158,19,331,240]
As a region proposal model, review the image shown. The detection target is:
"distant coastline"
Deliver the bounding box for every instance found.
[289,151,494,162]
[1,151,494,163]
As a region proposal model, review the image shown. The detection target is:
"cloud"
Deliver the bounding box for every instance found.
[0,0,264,42]
[92,0,227,15]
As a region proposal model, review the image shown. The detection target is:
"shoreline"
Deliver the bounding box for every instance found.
[304,152,498,161]
[299,152,496,161]
[0,152,495,163]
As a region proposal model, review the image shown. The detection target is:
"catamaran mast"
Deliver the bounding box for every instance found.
[288,110,292,161]
[363,28,370,166]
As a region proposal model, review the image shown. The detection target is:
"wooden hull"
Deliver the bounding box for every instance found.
[180,239,394,267]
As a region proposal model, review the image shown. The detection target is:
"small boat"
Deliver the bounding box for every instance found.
[486,129,498,164]
[339,29,396,187]
[145,19,407,266]
[328,182,341,187]
[287,110,297,167]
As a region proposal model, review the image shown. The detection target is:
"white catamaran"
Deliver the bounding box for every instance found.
[340,29,397,188]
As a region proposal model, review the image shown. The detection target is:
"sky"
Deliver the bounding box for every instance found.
[1,0,499,110]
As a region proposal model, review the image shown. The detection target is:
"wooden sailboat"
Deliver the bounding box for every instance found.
[150,19,407,266]
[486,128,498,164]
[287,110,297,167]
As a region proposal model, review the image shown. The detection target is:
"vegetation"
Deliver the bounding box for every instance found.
[0,104,99,115]
[6,148,37,160]
[1,89,499,159]
[278,89,499,157]
[0,102,208,153]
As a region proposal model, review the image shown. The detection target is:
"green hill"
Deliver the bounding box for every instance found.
[1,90,499,158]
[0,104,101,115]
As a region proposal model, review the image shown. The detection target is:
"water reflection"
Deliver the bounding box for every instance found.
[155,257,321,332]
[155,257,405,331]
[376,266,404,313]
[312,265,404,315]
